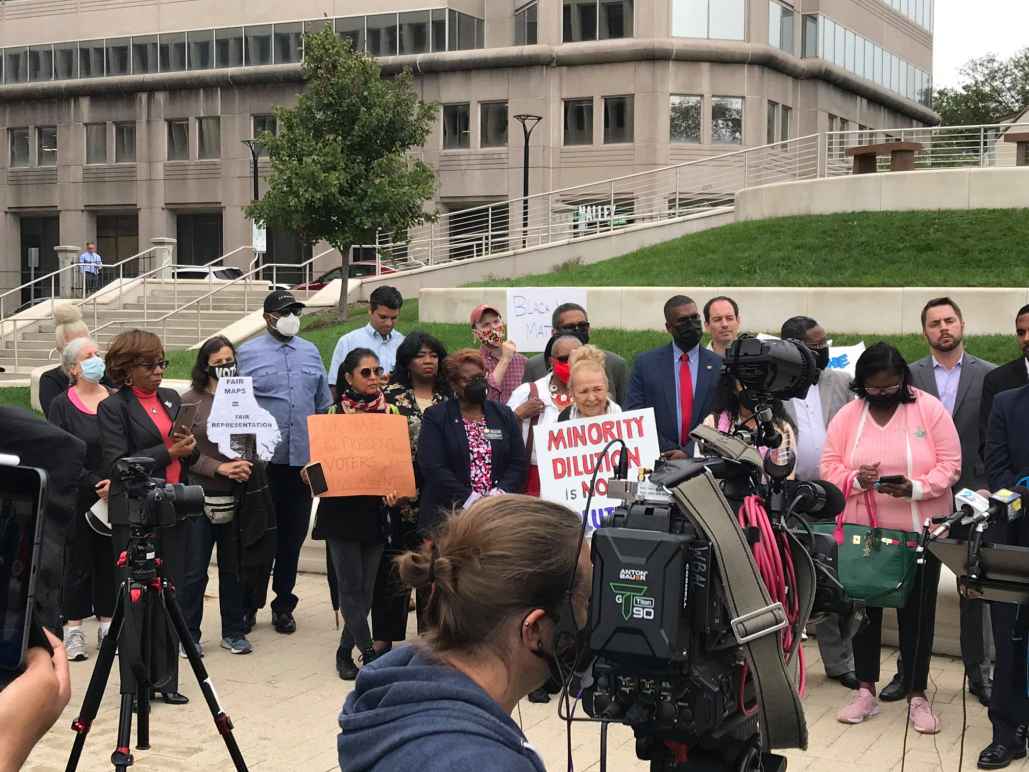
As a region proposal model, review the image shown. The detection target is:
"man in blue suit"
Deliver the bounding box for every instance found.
[626,295,721,458]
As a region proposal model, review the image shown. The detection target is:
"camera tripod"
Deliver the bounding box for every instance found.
[65,524,248,772]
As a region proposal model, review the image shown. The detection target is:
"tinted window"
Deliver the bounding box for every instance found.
[399,11,430,55]
[159,32,187,71]
[132,36,158,74]
[106,38,129,76]
[215,28,244,67]
[564,98,594,145]
[188,30,214,70]
[335,17,366,53]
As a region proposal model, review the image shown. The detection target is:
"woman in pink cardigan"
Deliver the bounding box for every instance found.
[821,343,960,735]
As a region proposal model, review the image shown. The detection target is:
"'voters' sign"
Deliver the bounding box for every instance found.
[534,408,661,533]
[506,287,588,351]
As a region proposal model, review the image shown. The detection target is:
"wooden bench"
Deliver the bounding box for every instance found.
[845,141,924,174]
[1003,132,1029,166]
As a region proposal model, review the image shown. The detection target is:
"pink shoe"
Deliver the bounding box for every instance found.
[908,696,940,734]
[837,688,880,724]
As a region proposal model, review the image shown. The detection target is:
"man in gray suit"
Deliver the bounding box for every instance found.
[522,302,630,405]
[882,297,996,706]
[781,316,858,689]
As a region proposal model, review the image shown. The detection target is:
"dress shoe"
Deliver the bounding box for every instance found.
[528,688,551,704]
[829,671,860,690]
[337,647,358,681]
[157,691,189,706]
[978,741,1027,769]
[879,670,908,702]
[272,610,296,634]
[969,673,993,707]
[242,610,256,634]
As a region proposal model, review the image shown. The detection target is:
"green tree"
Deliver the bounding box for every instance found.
[933,49,1029,126]
[246,27,436,318]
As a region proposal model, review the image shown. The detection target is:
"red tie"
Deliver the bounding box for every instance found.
[679,352,694,446]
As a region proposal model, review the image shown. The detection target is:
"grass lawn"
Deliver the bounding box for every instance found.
[479,210,1029,288]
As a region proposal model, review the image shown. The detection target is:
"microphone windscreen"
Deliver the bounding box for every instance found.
[811,480,846,519]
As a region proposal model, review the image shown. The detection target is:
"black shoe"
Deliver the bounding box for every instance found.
[360,647,379,668]
[830,671,860,690]
[969,673,993,707]
[157,691,189,705]
[879,671,908,702]
[272,610,296,634]
[337,647,358,681]
[528,688,551,704]
[978,741,1027,769]
[242,610,256,634]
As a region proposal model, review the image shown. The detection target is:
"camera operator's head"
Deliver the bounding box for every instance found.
[398,495,590,706]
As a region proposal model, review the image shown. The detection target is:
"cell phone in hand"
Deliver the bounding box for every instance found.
[170,402,199,439]
[306,463,328,497]
[876,475,906,486]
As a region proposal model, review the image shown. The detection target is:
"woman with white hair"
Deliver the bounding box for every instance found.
[39,304,91,417]
[46,336,114,662]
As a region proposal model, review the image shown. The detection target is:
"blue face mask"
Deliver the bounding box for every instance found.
[79,355,106,384]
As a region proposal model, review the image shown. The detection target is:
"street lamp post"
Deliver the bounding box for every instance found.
[513,114,542,248]
[242,139,265,268]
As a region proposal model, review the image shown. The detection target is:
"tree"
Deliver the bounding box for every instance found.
[933,49,1029,126]
[246,27,436,319]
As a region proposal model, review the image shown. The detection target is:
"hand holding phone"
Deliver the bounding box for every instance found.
[169,402,199,439]
[875,475,906,486]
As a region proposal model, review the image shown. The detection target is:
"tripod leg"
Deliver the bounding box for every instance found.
[112,693,135,771]
[162,582,249,772]
[136,682,150,750]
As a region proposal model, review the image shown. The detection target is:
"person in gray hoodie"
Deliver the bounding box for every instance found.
[337,495,591,772]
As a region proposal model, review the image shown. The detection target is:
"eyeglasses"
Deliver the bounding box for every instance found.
[358,366,385,378]
[807,343,829,351]
[864,384,902,396]
[554,355,571,363]
[137,359,169,372]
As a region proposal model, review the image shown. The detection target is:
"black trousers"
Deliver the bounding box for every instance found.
[988,602,1029,744]
[265,464,311,615]
[62,512,116,621]
[327,539,383,655]
[853,552,941,692]
[371,547,412,643]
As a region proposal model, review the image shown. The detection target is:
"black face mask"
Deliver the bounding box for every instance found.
[738,390,760,411]
[558,325,590,346]
[813,348,831,371]
[865,391,904,408]
[464,376,488,406]
[672,318,703,352]
[208,361,237,380]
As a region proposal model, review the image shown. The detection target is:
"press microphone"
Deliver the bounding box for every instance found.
[784,479,846,519]
[929,487,1028,539]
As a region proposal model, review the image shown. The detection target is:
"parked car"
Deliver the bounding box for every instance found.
[291,261,396,291]
[172,265,245,281]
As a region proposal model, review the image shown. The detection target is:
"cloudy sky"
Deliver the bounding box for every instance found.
[933,0,1028,87]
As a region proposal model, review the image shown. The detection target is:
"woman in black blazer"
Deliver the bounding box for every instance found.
[97,329,196,705]
[417,348,526,537]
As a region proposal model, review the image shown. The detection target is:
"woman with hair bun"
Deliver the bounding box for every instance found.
[559,344,621,421]
[39,304,92,417]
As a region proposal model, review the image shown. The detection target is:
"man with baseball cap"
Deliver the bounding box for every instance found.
[470,304,529,406]
[237,289,331,634]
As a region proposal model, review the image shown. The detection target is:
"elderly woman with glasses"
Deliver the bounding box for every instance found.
[98,329,196,706]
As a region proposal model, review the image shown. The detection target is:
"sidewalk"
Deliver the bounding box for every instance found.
[29,572,1011,771]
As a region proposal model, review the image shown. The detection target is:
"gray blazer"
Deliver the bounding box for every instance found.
[909,353,995,491]
[783,367,853,429]
[523,349,630,406]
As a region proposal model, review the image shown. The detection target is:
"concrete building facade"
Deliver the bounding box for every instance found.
[0,0,936,298]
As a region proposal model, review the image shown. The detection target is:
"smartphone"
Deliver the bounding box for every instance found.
[0,464,47,686]
[876,475,906,486]
[306,463,329,497]
[170,402,199,439]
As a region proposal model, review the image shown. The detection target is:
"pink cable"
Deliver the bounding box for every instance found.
[737,495,806,698]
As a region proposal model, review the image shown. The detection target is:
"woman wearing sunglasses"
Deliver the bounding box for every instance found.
[311,348,397,680]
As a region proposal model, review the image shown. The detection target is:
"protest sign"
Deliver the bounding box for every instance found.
[307,413,416,498]
[207,377,281,461]
[534,408,661,532]
[826,341,866,377]
[506,287,587,351]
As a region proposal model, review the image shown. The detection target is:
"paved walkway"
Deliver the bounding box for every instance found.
[29,573,1014,771]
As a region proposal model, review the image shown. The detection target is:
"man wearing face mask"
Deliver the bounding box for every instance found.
[979,304,1029,459]
[626,295,720,458]
[236,290,332,634]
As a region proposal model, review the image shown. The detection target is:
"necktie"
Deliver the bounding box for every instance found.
[679,352,694,446]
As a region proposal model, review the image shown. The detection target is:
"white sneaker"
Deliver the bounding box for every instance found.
[66,628,88,662]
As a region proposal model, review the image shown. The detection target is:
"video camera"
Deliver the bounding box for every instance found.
[111,457,204,530]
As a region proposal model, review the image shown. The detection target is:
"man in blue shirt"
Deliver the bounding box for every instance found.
[237,289,332,634]
[328,286,404,397]
[78,242,102,294]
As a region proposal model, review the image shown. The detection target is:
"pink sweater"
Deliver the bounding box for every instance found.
[820,388,961,533]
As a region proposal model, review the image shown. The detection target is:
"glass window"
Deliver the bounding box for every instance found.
[599,0,633,39]
[563,98,594,145]
[132,35,158,74]
[253,114,277,156]
[367,13,398,56]
[603,95,633,143]
[802,15,817,58]
[710,0,745,40]
[399,11,430,55]
[431,9,447,51]
[106,38,129,76]
[442,103,470,150]
[85,123,107,164]
[670,95,701,143]
[197,117,220,159]
[475,17,485,48]
[115,123,136,163]
[79,41,104,78]
[864,39,874,80]
[215,28,244,67]
[672,0,708,37]
[711,96,743,144]
[335,17,366,53]
[159,32,187,72]
[767,101,778,145]
[822,19,834,62]
[167,119,189,161]
[845,29,855,72]
[891,54,899,92]
[188,30,213,70]
[304,19,331,37]
[37,127,57,167]
[55,42,77,79]
[451,11,477,50]
[274,22,303,64]
[246,25,273,66]
[769,2,793,53]
[781,105,792,142]
[515,2,539,45]
[563,0,597,42]
[29,45,54,81]
[9,128,30,167]
[480,102,508,147]
[834,24,845,67]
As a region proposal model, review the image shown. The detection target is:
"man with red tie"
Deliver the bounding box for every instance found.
[626,295,721,458]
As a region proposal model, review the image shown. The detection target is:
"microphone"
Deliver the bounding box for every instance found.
[784,479,846,519]
[930,487,1028,539]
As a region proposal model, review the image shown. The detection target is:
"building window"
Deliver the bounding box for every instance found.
[802,15,817,57]
[367,14,399,57]
[711,96,743,144]
[106,38,130,76]
[79,40,105,78]
[9,128,30,168]
[55,43,77,79]
[603,96,634,144]
[132,36,158,74]
[769,2,794,54]
[673,0,745,41]
[274,22,303,63]
[246,25,273,66]
[85,123,107,164]
[29,45,54,81]
[515,2,539,45]
[442,104,471,150]
[448,10,483,51]
[115,123,136,163]
[766,101,778,145]
[37,127,58,167]
[167,119,189,161]
[564,0,633,42]
[781,105,792,143]
[215,28,244,67]
[253,114,277,156]
[159,32,187,72]
[336,17,366,53]
[399,11,430,55]
[563,98,594,146]
[430,10,447,51]
[188,30,214,70]
[480,102,508,148]
[197,117,221,159]
[670,95,702,143]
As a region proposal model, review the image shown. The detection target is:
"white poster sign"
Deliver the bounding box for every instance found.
[826,341,866,377]
[506,287,588,351]
[252,222,267,254]
[207,377,281,461]
[534,408,661,533]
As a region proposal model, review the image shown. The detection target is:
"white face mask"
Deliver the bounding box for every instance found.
[274,313,301,338]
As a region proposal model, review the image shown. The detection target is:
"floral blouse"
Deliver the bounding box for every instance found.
[384,383,449,523]
[463,417,494,496]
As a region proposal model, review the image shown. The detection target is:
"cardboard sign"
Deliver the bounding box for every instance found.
[207,377,281,461]
[506,287,588,351]
[534,408,661,533]
[307,413,417,498]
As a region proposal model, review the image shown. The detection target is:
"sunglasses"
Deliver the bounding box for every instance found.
[561,322,590,333]
[554,355,571,363]
[358,366,385,378]
[137,359,169,372]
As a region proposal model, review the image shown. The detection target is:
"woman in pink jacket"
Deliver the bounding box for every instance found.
[821,343,960,735]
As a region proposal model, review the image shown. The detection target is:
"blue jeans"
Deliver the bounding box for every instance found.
[181,515,244,640]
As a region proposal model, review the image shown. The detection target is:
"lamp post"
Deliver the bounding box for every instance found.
[242,139,266,266]
[241,139,261,202]
[513,114,542,248]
